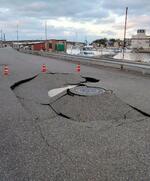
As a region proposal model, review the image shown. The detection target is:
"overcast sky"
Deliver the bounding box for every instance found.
[0,0,150,42]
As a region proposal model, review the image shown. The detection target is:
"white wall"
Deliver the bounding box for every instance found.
[131,30,150,49]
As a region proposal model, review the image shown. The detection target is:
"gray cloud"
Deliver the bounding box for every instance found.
[0,0,149,41]
[101,0,150,15]
[0,0,104,19]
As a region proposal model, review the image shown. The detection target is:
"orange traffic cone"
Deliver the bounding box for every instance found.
[76,63,80,73]
[3,65,9,75]
[42,64,47,73]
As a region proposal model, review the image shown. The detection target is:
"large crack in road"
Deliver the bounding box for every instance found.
[8,72,150,180]
[10,72,148,123]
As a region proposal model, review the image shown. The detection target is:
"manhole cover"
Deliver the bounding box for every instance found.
[70,86,106,96]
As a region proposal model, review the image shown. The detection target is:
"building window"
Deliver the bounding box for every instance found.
[49,43,52,49]
[137,29,145,34]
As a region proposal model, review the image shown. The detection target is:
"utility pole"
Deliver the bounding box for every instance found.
[75,32,78,43]
[85,36,88,46]
[45,20,48,51]
[122,7,128,60]
[3,33,5,42]
[1,29,3,48]
[17,24,19,42]
[3,33,5,47]
[45,21,47,41]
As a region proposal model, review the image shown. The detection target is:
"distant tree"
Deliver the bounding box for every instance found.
[108,39,116,46]
[109,39,116,42]
[92,38,108,47]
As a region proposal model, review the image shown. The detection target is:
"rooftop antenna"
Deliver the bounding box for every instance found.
[122,7,128,60]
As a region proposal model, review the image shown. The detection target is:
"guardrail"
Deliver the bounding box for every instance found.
[19,49,150,75]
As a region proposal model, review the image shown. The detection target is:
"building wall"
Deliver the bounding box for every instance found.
[131,29,150,49]
[46,40,67,52]
[131,39,150,49]
[32,40,67,52]
[32,43,45,51]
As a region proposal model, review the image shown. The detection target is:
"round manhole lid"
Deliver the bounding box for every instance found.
[70,86,106,96]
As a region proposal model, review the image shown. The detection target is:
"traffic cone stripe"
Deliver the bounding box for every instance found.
[42,64,47,73]
[76,64,80,72]
[4,65,9,75]
[2,64,49,75]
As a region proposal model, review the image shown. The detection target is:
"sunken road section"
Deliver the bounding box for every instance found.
[9,72,150,180]
[11,73,144,123]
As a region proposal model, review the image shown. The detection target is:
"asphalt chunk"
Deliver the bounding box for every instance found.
[52,92,143,122]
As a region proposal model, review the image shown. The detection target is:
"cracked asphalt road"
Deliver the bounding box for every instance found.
[1,47,150,180]
[11,73,150,181]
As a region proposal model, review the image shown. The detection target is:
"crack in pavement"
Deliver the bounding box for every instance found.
[14,96,59,122]
[7,73,150,181]
[10,73,81,122]
[116,117,149,128]
[82,76,100,83]
[15,94,72,121]
[128,104,150,118]
[16,95,48,106]
[123,109,133,120]
[10,73,147,125]
[41,103,74,121]
[10,74,39,90]
[49,93,68,104]
[36,123,77,169]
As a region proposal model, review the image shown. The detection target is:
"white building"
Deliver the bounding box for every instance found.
[131,29,150,52]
